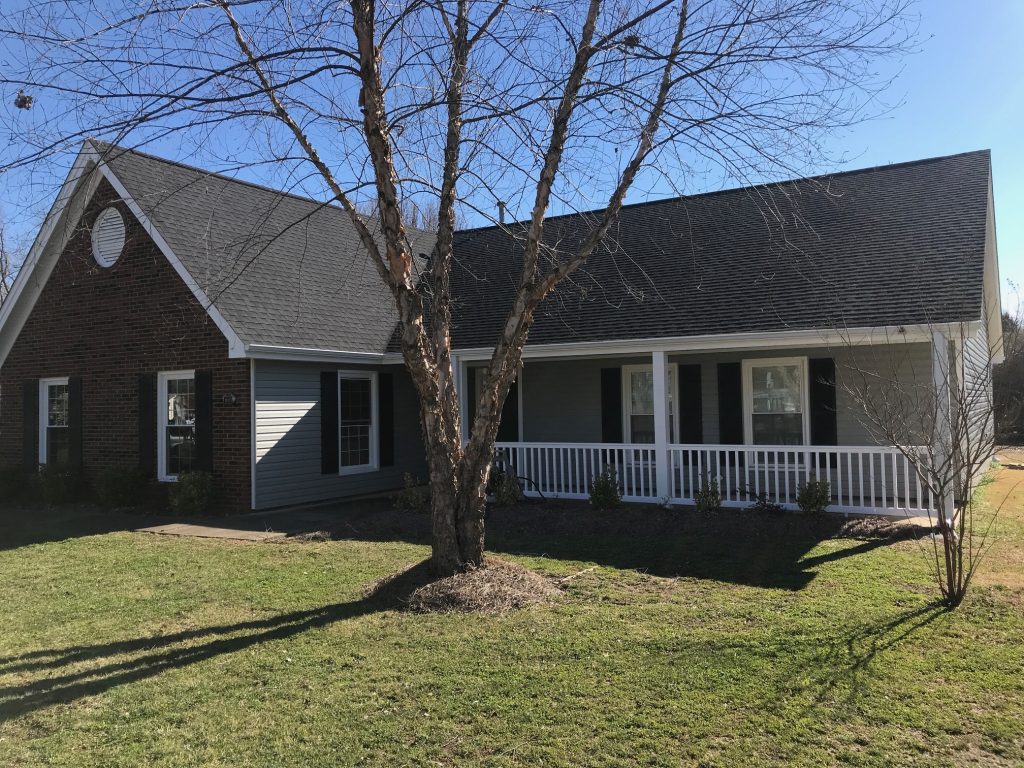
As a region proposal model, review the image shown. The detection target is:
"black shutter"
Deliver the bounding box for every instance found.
[22,380,37,469]
[320,371,339,474]
[809,357,838,446]
[68,376,84,469]
[138,373,156,477]
[466,366,477,426]
[600,367,623,443]
[497,377,519,442]
[717,362,743,444]
[194,370,214,473]
[379,372,395,467]
[678,364,703,443]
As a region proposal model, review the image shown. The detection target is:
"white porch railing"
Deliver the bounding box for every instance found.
[494,442,934,516]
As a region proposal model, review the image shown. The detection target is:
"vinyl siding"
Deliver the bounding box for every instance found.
[520,343,934,446]
[254,360,426,509]
[958,321,995,462]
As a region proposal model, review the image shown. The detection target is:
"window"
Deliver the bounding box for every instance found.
[622,365,677,443]
[338,371,378,474]
[39,377,70,465]
[158,371,196,481]
[743,357,809,445]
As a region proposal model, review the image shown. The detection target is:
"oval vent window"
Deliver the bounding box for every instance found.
[91,207,126,268]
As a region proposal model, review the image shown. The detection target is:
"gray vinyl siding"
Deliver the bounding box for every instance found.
[520,343,934,446]
[253,360,426,510]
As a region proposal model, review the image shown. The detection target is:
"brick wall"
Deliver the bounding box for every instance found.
[0,179,251,511]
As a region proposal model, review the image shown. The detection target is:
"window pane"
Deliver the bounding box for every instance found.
[167,425,196,475]
[630,415,655,444]
[164,376,195,477]
[166,378,195,426]
[46,427,70,465]
[47,384,69,427]
[629,371,654,415]
[340,378,373,468]
[751,364,802,415]
[752,413,804,445]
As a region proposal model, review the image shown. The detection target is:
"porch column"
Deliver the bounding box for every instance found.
[931,330,955,519]
[652,350,670,499]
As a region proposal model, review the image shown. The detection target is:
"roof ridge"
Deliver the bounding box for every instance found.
[453,149,992,235]
[87,139,436,240]
[88,139,990,238]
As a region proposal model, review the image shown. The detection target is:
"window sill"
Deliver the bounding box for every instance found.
[338,464,378,477]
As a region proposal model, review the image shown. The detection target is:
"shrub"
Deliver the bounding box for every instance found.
[589,466,621,510]
[93,466,149,509]
[393,473,430,513]
[695,476,722,513]
[797,478,831,515]
[493,469,522,507]
[0,466,33,505]
[748,491,785,516]
[35,464,86,505]
[168,470,215,516]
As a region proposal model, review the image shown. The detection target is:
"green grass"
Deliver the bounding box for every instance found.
[0,484,1022,767]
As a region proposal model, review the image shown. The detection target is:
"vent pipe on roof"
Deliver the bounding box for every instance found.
[497,200,506,225]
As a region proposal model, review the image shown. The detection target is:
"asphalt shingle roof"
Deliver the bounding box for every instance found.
[448,150,992,348]
[96,143,991,353]
[98,142,436,354]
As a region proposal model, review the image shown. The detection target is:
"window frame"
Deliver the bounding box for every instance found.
[741,356,810,446]
[337,370,379,476]
[157,369,196,483]
[38,376,70,465]
[621,364,678,444]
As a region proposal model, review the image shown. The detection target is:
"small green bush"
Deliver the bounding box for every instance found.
[393,473,430,514]
[93,466,149,509]
[493,470,523,507]
[797,478,831,515]
[35,464,86,505]
[168,471,215,516]
[748,491,786,516]
[695,477,722,513]
[589,466,621,510]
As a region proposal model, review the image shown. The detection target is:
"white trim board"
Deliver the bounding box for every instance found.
[450,323,983,363]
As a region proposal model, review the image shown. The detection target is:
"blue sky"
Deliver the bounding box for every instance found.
[810,2,1023,310]
[2,2,1020,312]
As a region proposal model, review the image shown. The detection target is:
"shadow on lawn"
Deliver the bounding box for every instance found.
[304,500,923,591]
[0,561,436,722]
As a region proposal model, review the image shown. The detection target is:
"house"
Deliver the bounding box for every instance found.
[0,141,1002,515]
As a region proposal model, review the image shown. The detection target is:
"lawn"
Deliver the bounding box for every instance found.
[0,468,1022,767]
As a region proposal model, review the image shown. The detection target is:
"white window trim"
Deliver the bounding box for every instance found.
[338,370,379,476]
[157,369,195,483]
[742,356,810,445]
[621,364,678,444]
[38,376,69,465]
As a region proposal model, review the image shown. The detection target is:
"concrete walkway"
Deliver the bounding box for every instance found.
[135,521,287,542]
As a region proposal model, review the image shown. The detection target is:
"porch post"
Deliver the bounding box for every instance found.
[652,350,670,499]
[454,354,468,445]
[931,330,955,519]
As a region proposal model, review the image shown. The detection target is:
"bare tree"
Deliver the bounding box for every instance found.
[0,1,914,575]
[840,319,1003,608]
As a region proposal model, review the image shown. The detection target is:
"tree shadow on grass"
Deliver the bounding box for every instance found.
[796,600,948,715]
[301,500,923,591]
[0,560,435,722]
